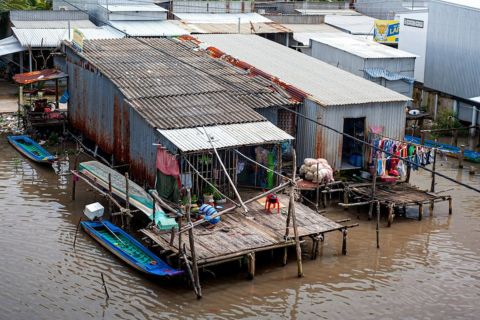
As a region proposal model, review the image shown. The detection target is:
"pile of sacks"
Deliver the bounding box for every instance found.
[299,158,334,183]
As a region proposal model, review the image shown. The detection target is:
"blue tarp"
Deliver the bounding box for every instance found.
[365,68,415,84]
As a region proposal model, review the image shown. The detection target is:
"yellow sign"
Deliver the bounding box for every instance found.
[374,20,400,44]
[72,28,84,52]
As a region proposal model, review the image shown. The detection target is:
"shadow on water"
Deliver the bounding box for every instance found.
[0,135,479,319]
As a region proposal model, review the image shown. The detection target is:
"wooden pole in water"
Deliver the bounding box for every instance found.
[152,194,156,229]
[458,145,465,168]
[376,201,380,249]
[290,149,303,277]
[125,172,130,230]
[247,252,255,279]
[71,153,79,201]
[108,173,113,221]
[186,189,202,299]
[430,147,437,193]
[368,152,378,220]
[418,203,424,221]
[100,272,110,300]
[73,217,82,250]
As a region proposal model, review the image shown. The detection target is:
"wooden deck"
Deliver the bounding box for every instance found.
[347,182,452,226]
[141,193,345,266]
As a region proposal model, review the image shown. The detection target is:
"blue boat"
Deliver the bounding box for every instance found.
[7,135,57,164]
[405,135,480,163]
[81,220,183,277]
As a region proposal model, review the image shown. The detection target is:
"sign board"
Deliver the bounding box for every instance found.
[374,20,400,44]
[72,28,84,52]
[404,18,424,28]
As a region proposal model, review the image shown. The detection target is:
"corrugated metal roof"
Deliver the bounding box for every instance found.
[100,4,167,12]
[324,15,375,35]
[13,68,68,85]
[295,9,362,15]
[0,36,23,56]
[437,0,480,10]
[9,10,89,21]
[309,33,417,58]
[108,20,189,36]
[12,26,125,48]
[173,13,272,23]
[158,121,293,152]
[172,20,290,34]
[285,23,341,35]
[11,20,96,29]
[195,34,410,106]
[71,38,293,129]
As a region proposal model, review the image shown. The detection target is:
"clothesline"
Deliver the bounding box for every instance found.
[369,132,433,151]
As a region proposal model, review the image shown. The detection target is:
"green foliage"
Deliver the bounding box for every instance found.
[431,110,465,137]
[0,0,52,12]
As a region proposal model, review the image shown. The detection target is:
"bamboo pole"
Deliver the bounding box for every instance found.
[125,172,130,230]
[186,189,202,298]
[150,190,178,215]
[71,152,79,201]
[289,149,303,277]
[203,128,248,212]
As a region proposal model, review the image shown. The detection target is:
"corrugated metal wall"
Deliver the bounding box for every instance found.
[296,98,321,166]
[425,1,480,99]
[296,98,406,169]
[59,46,160,187]
[311,40,414,98]
[255,107,278,125]
[321,101,406,169]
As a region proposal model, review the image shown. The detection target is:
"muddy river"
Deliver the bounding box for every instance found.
[0,135,479,319]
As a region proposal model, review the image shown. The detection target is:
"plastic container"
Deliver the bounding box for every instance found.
[84,202,104,220]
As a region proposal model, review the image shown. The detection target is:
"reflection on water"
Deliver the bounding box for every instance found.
[0,136,479,319]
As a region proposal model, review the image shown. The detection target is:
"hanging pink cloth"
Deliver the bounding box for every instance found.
[156,147,180,176]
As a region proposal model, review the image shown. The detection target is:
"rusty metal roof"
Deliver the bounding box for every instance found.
[73,38,293,129]
[13,69,68,85]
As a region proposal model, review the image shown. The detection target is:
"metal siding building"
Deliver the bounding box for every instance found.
[57,38,293,186]
[310,34,416,98]
[424,0,480,99]
[194,34,410,169]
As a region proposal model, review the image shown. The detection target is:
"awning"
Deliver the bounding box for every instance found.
[364,68,415,84]
[13,68,68,85]
[0,36,24,56]
[158,121,294,152]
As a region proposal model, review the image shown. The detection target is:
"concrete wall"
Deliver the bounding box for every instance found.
[395,11,428,83]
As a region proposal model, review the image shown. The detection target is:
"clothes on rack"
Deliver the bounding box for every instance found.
[370,137,433,177]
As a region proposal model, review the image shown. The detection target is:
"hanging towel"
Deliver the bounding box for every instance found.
[156,147,180,177]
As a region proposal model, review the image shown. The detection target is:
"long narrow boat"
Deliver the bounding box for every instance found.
[78,161,177,231]
[7,135,57,164]
[81,220,183,277]
[405,135,480,163]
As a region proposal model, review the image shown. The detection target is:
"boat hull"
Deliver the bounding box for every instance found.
[7,135,57,164]
[81,220,182,277]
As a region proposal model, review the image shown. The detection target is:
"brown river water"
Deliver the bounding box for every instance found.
[0,135,479,320]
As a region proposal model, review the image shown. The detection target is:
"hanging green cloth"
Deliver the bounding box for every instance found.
[156,170,179,203]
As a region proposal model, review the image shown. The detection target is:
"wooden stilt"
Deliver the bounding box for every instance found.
[459,145,465,168]
[368,152,378,220]
[430,146,437,193]
[282,247,288,266]
[247,252,255,280]
[125,172,130,230]
[376,201,380,249]
[430,200,434,216]
[448,198,453,215]
[289,149,303,277]
[343,186,349,211]
[341,229,347,255]
[418,203,423,221]
[387,203,394,227]
[71,153,79,201]
[186,189,202,298]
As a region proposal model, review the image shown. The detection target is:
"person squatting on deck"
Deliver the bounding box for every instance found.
[196,200,221,228]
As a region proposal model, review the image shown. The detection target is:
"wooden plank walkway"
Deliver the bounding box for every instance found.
[141,193,345,266]
[347,182,452,226]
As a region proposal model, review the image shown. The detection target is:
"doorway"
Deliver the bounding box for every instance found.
[341,117,366,169]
